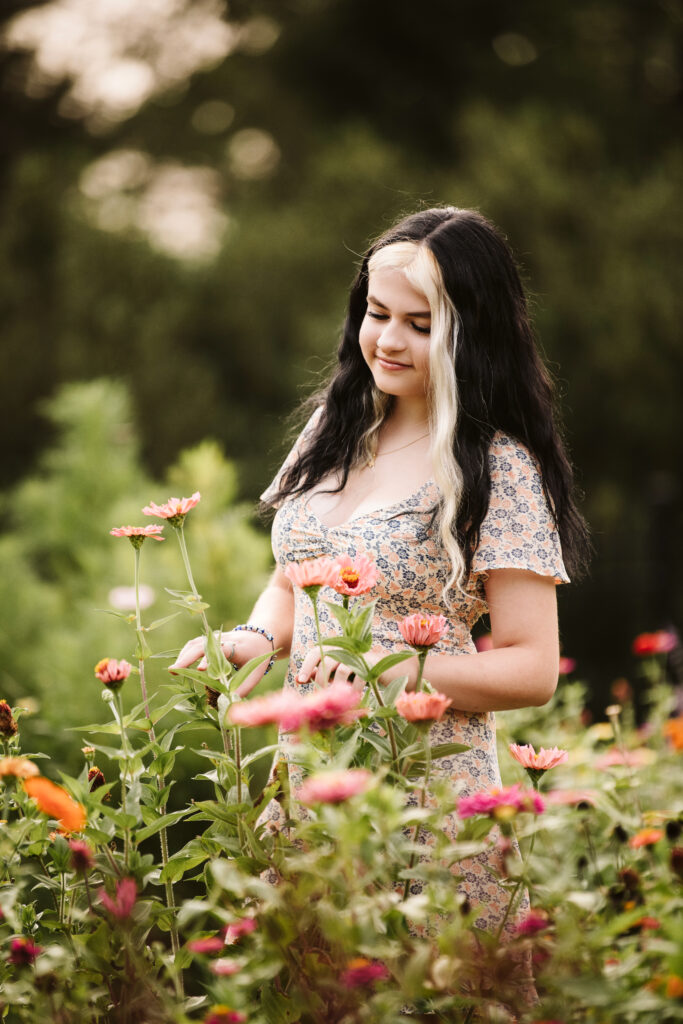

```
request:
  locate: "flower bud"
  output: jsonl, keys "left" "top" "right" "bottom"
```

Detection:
{"left": 671, "top": 846, "right": 683, "bottom": 880}
{"left": 0, "top": 700, "right": 18, "bottom": 739}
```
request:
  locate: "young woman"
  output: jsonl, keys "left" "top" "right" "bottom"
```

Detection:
{"left": 172, "top": 206, "right": 589, "bottom": 935}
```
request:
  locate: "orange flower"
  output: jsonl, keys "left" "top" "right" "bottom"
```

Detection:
{"left": 0, "top": 756, "right": 40, "bottom": 780}
{"left": 23, "top": 777, "right": 86, "bottom": 833}
{"left": 666, "top": 975, "right": 683, "bottom": 999}
{"left": 330, "top": 553, "right": 380, "bottom": 597}
{"left": 94, "top": 658, "right": 132, "bottom": 690}
{"left": 142, "top": 492, "right": 201, "bottom": 526}
{"left": 629, "top": 827, "right": 664, "bottom": 849}
{"left": 663, "top": 717, "right": 683, "bottom": 752}
{"left": 110, "top": 524, "right": 165, "bottom": 547}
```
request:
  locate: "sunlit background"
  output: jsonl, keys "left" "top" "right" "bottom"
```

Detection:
{"left": 1, "top": 0, "right": 681, "bottom": 749}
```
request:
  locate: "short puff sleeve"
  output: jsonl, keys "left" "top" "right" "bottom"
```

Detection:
{"left": 469, "top": 432, "right": 569, "bottom": 585}
{"left": 260, "top": 407, "right": 323, "bottom": 508}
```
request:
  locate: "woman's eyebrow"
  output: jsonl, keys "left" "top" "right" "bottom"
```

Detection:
{"left": 367, "top": 294, "right": 431, "bottom": 317}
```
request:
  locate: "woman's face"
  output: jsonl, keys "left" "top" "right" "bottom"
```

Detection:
{"left": 359, "top": 267, "right": 432, "bottom": 405}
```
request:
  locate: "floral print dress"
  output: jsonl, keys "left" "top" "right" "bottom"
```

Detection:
{"left": 259, "top": 415, "right": 568, "bottom": 934}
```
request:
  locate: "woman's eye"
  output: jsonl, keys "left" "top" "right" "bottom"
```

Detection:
{"left": 367, "top": 311, "right": 388, "bottom": 321}
{"left": 411, "top": 323, "right": 431, "bottom": 335}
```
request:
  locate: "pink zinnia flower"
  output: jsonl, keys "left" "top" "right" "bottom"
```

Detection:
{"left": 203, "top": 1008, "right": 247, "bottom": 1024}
{"left": 299, "top": 681, "right": 367, "bottom": 731}
{"left": 188, "top": 936, "right": 225, "bottom": 954}
{"left": 8, "top": 937, "right": 42, "bottom": 965}
{"left": 515, "top": 910, "right": 550, "bottom": 936}
{"left": 142, "top": 492, "right": 201, "bottom": 525}
{"left": 94, "top": 657, "right": 132, "bottom": 690}
{"left": 68, "top": 839, "right": 94, "bottom": 873}
{"left": 299, "top": 769, "right": 372, "bottom": 805}
{"left": 340, "top": 958, "right": 390, "bottom": 988}
{"left": 595, "top": 747, "right": 655, "bottom": 770}
{"left": 398, "top": 613, "right": 450, "bottom": 649}
{"left": 284, "top": 557, "right": 340, "bottom": 594}
{"left": 395, "top": 691, "right": 452, "bottom": 723}
{"left": 458, "top": 783, "right": 545, "bottom": 820}
{"left": 632, "top": 630, "right": 677, "bottom": 656}
{"left": 223, "top": 918, "right": 257, "bottom": 944}
{"left": 100, "top": 877, "right": 137, "bottom": 919}
{"left": 330, "top": 553, "right": 380, "bottom": 597}
{"left": 509, "top": 744, "right": 568, "bottom": 771}
{"left": 109, "top": 524, "right": 165, "bottom": 548}
{"left": 211, "top": 958, "right": 241, "bottom": 976}
{"left": 546, "top": 788, "right": 597, "bottom": 807}
{"left": 227, "top": 690, "right": 305, "bottom": 730}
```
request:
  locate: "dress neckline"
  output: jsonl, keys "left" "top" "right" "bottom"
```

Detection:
{"left": 302, "top": 478, "right": 439, "bottom": 530}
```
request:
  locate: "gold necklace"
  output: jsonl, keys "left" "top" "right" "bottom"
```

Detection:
{"left": 366, "top": 430, "right": 430, "bottom": 468}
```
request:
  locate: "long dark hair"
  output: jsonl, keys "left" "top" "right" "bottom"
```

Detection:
{"left": 267, "top": 207, "right": 590, "bottom": 582}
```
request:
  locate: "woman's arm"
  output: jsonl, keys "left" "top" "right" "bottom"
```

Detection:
{"left": 297, "top": 568, "right": 560, "bottom": 712}
{"left": 171, "top": 564, "right": 295, "bottom": 698}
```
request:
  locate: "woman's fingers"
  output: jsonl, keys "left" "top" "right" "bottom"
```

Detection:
{"left": 169, "top": 636, "right": 205, "bottom": 672}
{"left": 297, "top": 648, "right": 321, "bottom": 683}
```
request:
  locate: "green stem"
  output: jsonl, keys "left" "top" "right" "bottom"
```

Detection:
{"left": 369, "top": 677, "right": 399, "bottom": 770}
{"left": 311, "top": 594, "right": 327, "bottom": 688}
{"left": 414, "top": 650, "right": 427, "bottom": 692}
{"left": 115, "top": 691, "right": 131, "bottom": 869}
{"left": 402, "top": 726, "right": 432, "bottom": 901}
{"left": 175, "top": 524, "right": 211, "bottom": 635}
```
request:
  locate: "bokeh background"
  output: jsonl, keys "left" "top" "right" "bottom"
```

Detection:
{"left": 1, "top": 0, "right": 681, "bottom": 759}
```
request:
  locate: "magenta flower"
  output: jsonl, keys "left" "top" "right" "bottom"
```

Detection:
{"left": 203, "top": 1008, "right": 247, "bottom": 1024}
{"left": 8, "top": 937, "right": 42, "bottom": 966}
{"left": 99, "top": 877, "right": 137, "bottom": 919}
{"left": 632, "top": 630, "right": 676, "bottom": 656}
{"left": 299, "top": 769, "right": 373, "bottom": 806}
{"left": 515, "top": 910, "right": 550, "bottom": 936}
{"left": 142, "top": 492, "right": 201, "bottom": 526}
{"left": 330, "top": 553, "right": 380, "bottom": 597}
{"left": 457, "top": 783, "right": 545, "bottom": 820}
{"left": 395, "top": 691, "right": 452, "bottom": 723}
{"left": 110, "top": 524, "right": 165, "bottom": 548}
{"left": 68, "top": 839, "right": 94, "bottom": 873}
{"left": 339, "top": 958, "right": 390, "bottom": 988}
{"left": 94, "top": 657, "right": 132, "bottom": 690}
{"left": 284, "top": 557, "right": 340, "bottom": 594}
{"left": 509, "top": 744, "right": 568, "bottom": 771}
{"left": 558, "top": 656, "right": 576, "bottom": 674}
{"left": 398, "top": 613, "right": 449, "bottom": 649}
{"left": 188, "top": 936, "right": 225, "bottom": 954}
{"left": 223, "top": 918, "right": 257, "bottom": 944}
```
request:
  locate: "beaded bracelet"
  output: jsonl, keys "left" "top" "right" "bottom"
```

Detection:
{"left": 233, "top": 623, "right": 278, "bottom": 676}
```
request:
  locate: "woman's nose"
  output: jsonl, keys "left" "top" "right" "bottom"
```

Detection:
{"left": 376, "top": 319, "right": 406, "bottom": 352}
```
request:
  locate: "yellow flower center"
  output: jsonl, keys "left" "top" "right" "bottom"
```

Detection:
{"left": 340, "top": 568, "right": 360, "bottom": 588}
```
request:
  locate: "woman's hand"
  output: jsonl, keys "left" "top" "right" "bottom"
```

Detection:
{"left": 296, "top": 647, "right": 416, "bottom": 691}
{"left": 170, "top": 629, "right": 274, "bottom": 698}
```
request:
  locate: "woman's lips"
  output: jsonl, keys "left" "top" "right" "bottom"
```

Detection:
{"left": 376, "top": 356, "right": 410, "bottom": 370}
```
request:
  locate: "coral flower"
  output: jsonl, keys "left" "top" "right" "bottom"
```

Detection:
{"left": 340, "top": 957, "right": 390, "bottom": 988}
{"left": 666, "top": 975, "right": 683, "bottom": 999}
{"left": 223, "top": 918, "right": 257, "bottom": 944}
{"left": 546, "top": 788, "right": 597, "bottom": 808}
{"left": 94, "top": 658, "right": 132, "bottom": 690}
{"left": 188, "top": 936, "right": 225, "bottom": 954}
{"left": 331, "top": 553, "right": 380, "bottom": 597}
{"left": 632, "top": 630, "right": 677, "bottom": 656}
{"left": 629, "top": 828, "right": 664, "bottom": 849}
{"left": 23, "top": 777, "right": 86, "bottom": 833}
{"left": 395, "top": 691, "right": 452, "bottom": 723}
{"left": 663, "top": 717, "right": 683, "bottom": 752}
{"left": 399, "top": 613, "right": 450, "bottom": 649}
{"left": 0, "top": 699, "right": 18, "bottom": 739}
{"left": 458, "top": 783, "right": 545, "bottom": 820}
{"left": 100, "top": 877, "right": 137, "bottom": 919}
{"left": 142, "top": 492, "right": 201, "bottom": 526}
{"left": 203, "top": 1007, "right": 247, "bottom": 1024}
{"left": 109, "top": 524, "right": 165, "bottom": 548}
{"left": 299, "top": 769, "right": 372, "bottom": 806}
{"left": 0, "top": 756, "right": 40, "bottom": 780}
{"left": 284, "top": 557, "right": 340, "bottom": 595}
{"left": 8, "top": 937, "right": 43, "bottom": 966}
{"left": 68, "top": 839, "right": 94, "bottom": 873}
{"left": 509, "top": 743, "right": 568, "bottom": 771}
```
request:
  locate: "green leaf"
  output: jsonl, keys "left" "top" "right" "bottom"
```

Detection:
{"left": 145, "top": 611, "right": 182, "bottom": 631}
{"left": 323, "top": 649, "right": 370, "bottom": 676}
{"left": 135, "top": 810, "right": 189, "bottom": 843}
{"left": 369, "top": 651, "right": 414, "bottom": 679}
